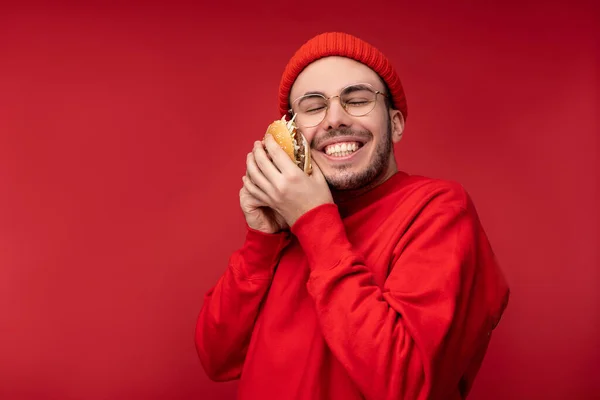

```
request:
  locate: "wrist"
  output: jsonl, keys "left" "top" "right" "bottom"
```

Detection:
{"left": 246, "top": 223, "right": 288, "bottom": 235}
{"left": 285, "top": 200, "right": 335, "bottom": 227}
{"left": 246, "top": 223, "right": 284, "bottom": 235}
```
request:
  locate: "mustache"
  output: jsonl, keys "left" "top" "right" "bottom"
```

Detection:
{"left": 310, "top": 127, "right": 373, "bottom": 149}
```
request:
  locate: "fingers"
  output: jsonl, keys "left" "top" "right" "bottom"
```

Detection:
{"left": 242, "top": 175, "right": 271, "bottom": 206}
{"left": 247, "top": 147, "right": 274, "bottom": 194}
{"left": 253, "top": 139, "right": 283, "bottom": 182}
{"left": 261, "top": 140, "right": 274, "bottom": 162}
{"left": 263, "top": 134, "right": 297, "bottom": 175}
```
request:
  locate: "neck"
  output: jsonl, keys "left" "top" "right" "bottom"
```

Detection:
{"left": 332, "top": 163, "right": 398, "bottom": 204}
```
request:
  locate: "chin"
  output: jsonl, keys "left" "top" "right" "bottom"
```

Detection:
{"left": 323, "top": 155, "right": 392, "bottom": 192}
{"left": 324, "top": 168, "right": 380, "bottom": 191}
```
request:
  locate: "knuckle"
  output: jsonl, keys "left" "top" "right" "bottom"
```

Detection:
{"left": 276, "top": 183, "right": 289, "bottom": 197}
{"left": 288, "top": 173, "right": 301, "bottom": 184}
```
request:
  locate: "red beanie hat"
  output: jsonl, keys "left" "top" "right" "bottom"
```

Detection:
{"left": 278, "top": 32, "right": 407, "bottom": 121}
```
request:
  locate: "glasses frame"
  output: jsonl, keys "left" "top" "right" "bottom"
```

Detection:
{"left": 288, "top": 82, "right": 388, "bottom": 128}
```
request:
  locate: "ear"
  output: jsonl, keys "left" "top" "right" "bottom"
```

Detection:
{"left": 389, "top": 109, "right": 405, "bottom": 143}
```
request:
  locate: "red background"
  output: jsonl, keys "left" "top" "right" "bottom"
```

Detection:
{"left": 1, "top": 1, "right": 598, "bottom": 399}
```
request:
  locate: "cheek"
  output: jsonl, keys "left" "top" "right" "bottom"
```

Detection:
{"left": 300, "top": 128, "right": 318, "bottom": 145}
{"left": 370, "top": 107, "right": 390, "bottom": 132}
{"left": 368, "top": 120, "right": 390, "bottom": 143}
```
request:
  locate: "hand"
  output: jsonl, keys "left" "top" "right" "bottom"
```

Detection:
{"left": 244, "top": 134, "right": 333, "bottom": 227}
{"left": 240, "top": 181, "right": 289, "bottom": 234}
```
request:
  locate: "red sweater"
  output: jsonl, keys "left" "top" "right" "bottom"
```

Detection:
{"left": 196, "top": 172, "right": 510, "bottom": 400}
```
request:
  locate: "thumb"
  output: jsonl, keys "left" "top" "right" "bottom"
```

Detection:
{"left": 310, "top": 158, "right": 326, "bottom": 182}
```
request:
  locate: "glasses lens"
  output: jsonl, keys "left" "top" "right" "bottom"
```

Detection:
{"left": 341, "top": 84, "right": 377, "bottom": 117}
{"left": 294, "top": 94, "right": 327, "bottom": 127}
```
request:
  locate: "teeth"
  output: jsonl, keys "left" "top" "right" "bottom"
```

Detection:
{"left": 324, "top": 142, "right": 360, "bottom": 157}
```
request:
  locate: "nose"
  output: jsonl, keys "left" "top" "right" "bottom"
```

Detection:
{"left": 321, "top": 96, "right": 352, "bottom": 130}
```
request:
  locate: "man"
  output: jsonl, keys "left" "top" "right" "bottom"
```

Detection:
{"left": 195, "top": 32, "right": 510, "bottom": 400}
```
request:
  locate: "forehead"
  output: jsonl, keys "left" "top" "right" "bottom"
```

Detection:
{"left": 290, "top": 56, "right": 384, "bottom": 100}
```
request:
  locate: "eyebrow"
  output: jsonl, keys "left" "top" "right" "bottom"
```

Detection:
{"left": 302, "top": 90, "right": 326, "bottom": 97}
{"left": 301, "top": 83, "right": 381, "bottom": 97}
{"left": 343, "top": 84, "right": 375, "bottom": 93}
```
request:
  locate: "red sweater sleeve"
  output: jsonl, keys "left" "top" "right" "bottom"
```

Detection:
{"left": 195, "top": 227, "right": 291, "bottom": 381}
{"left": 291, "top": 190, "right": 509, "bottom": 399}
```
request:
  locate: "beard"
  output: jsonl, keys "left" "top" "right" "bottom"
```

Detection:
{"left": 320, "top": 119, "right": 393, "bottom": 191}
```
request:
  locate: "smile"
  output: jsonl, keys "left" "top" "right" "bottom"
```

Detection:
{"left": 323, "top": 141, "right": 363, "bottom": 158}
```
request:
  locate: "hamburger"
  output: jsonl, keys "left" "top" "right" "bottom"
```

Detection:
{"left": 265, "top": 114, "right": 312, "bottom": 175}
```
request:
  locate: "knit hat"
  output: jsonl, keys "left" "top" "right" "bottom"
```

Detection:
{"left": 278, "top": 32, "right": 407, "bottom": 121}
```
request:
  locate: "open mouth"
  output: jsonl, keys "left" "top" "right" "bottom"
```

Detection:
{"left": 322, "top": 141, "right": 364, "bottom": 158}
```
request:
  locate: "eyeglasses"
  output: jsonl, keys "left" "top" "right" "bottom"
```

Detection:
{"left": 289, "top": 83, "right": 388, "bottom": 128}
